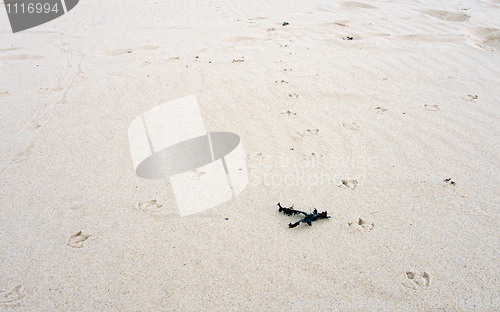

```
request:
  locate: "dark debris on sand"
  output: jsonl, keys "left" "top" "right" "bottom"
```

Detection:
{"left": 278, "top": 202, "right": 330, "bottom": 228}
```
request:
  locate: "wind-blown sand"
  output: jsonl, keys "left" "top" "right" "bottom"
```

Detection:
{"left": 0, "top": 0, "right": 499, "bottom": 310}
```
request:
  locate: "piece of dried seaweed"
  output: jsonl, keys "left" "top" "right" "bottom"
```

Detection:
{"left": 277, "top": 202, "right": 330, "bottom": 228}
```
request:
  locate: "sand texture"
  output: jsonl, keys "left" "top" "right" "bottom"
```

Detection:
{"left": 0, "top": 0, "right": 499, "bottom": 310}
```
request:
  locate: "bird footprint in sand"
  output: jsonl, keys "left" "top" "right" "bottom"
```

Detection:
{"left": 424, "top": 104, "right": 439, "bottom": 111}
{"left": 402, "top": 271, "right": 431, "bottom": 289}
{"left": 66, "top": 231, "right": 91, "bottom": 248}
{"left": 462, "top": 94, "right": 478, "bottom": 101}
{"left": 339, "top": 179, "right": 358, "bottom": 190}
{"left": 135, "top": 199, "right": 164, "bottom": 214}
{"left": 247, "top": 152, "right": 266, "bottom": 162}
{"left": 341, "top": 122, "right": 360, "bottom": 130}
{"left": 373, "top": 106, "right": 388, "bottom": 113}
{"left": 291, "top": 129, "right": 319, "bottom": 141}
{"left": 186, "top": 169, "right": 206, "bottom": 181}
{"left": 0, "top": 285, "right": 26, "bottom": 305}
{"left": 348, "top": 217, "right": 374, "bottom": 232}
{"left": 281, "top": 110, "right": 297, "bottom": 116}
{"left": 302, "top": 152, "right": 324, "bottom": 159}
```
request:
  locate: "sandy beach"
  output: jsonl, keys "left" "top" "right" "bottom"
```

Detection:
{"left": 1, "top": 0, "right": 499, "bottom": 310}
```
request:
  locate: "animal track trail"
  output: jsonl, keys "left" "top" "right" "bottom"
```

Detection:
{"left": 135, "top": 199, "right": 164, "bottom": 214}
{"left": 66, "top": 231, "right": 91, "bottom": 248}
{"left": 0, "top": 285, "right": 27, "bottom": 305}
{"left": 348, "top": 218, "right": 374, "bottom": 232}
{"left": 402, "top": 271, "right": 431, "bottom": 289}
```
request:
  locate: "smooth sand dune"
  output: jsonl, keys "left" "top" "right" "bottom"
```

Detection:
{"left": 0, "top": 0, "right": 499, "bottom": 310}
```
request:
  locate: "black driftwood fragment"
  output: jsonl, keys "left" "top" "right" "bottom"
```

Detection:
{"left": 277, "top": 202, "right": 330, "bottom": 228}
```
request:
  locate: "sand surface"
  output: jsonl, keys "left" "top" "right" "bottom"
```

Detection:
{"left": 0, "top": 0, "right": 499, "bottom": 310}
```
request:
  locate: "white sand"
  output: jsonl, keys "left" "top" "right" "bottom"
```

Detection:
{"left": 1, "top": 0, "right": 499, "bottom": 310}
